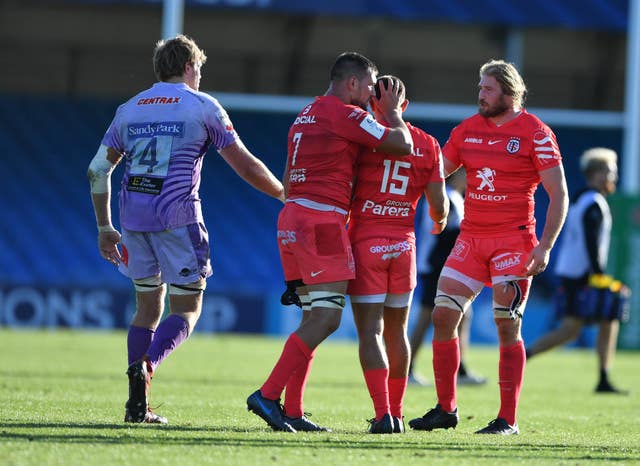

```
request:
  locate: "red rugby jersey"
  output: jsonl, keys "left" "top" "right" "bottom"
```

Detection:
{"left": 443, "top": 110, "right": 562, "bottom": 237}
{"left": 349, "top": 123, "right": 444, "bottom": 241}
{"left": 285, "top": 95, "right": 390, "bottom": 212}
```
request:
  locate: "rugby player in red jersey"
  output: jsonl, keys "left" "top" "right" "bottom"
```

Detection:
{"left": 409, "top": 59, "right": 569, "bottom": 435}
{"left": 348, "top": 76, "right": 449, "bottom": 434}
{"left": 247, "top": 52, "right": 414, "bottom": 432}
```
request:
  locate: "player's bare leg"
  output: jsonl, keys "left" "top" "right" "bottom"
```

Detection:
{"left": 457, "top": 308, "right": 487, "bottom": 385}
{"left": 126, "top": 284, "right": 170, "bottom": 424}
{"left": 595, "top": 319, "right": 626, "bottom": 393}
{"left": 127, "top": 282, "right": 203, "bottom": 425}
{"left": 526, "top": 316, "right": 583, "bottom": 357}
{"left": 475, "top": 277, "right": 529, "bottom": 435}
{"left": 408, "top": 304, "right": 433, "bottom": 385}
{"left": 383, "top": 305, "right": 410, "bottom": 432}
{"left": 352, "top": 302, "right": 393, "bottom": 433}
{"left": 248, "top": 281, "right": 347, "bottom": 432}
{"left": 282, "top": 291, "right": 331, "bottom": 431}
{"left": 410, "top": 276, "right": 473, "bottom": 431}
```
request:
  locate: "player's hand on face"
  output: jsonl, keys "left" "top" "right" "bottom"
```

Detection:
{"left": 524, "top": 244, "right": 549, "bottom": 276}
{"left": 98, "top": 230, "right": 123, "bottom": 266}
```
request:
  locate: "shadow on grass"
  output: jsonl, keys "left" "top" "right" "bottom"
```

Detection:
{"left": 1, "top": 421, "right": 248, "bottom": 434}
{"left": 0, "top": 421, "right": 634, "bottom": 462}
{"left": 0, "top": 369, "right": 364, "bottom": 390}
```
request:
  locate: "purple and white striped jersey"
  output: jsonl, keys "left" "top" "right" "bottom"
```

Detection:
{"left": 101, "top": 82, "right": 238, "bottom": 231}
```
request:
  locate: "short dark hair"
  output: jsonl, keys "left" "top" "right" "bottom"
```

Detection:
{"left": 330, "top": 52, "right": 378, "bottom": 82}
{"left": 153, "top": 34, "right": 207, "bottom": 82}
{"left": 375, "top": 75, "right": 406, "bottom": 100}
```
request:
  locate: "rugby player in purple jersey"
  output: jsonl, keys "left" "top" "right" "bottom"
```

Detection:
{"left": 87, "top": 35, "right": 284, "bottom": 424}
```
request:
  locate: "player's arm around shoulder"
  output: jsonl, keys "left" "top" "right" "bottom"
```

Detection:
{"left": 218, "top": 139, "right": 285, "bottom": 202}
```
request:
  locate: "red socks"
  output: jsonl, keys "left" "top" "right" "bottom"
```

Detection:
{"left": 260, "top": 333, "right": 313, "bottom": 401}
{"left": 388, "top": 377, "right": 408, "bottom": 419}
{"left": 283, "top": 349, "right": 316, "bottom": 418}
{"left": 498, "top": 340, "right": 526, "bottom": 426}
{"left": 363, "top": 368, "right": 390, "bottom": 420}
{"left": 432, "top": 338, "right": 460, "bottom": 413}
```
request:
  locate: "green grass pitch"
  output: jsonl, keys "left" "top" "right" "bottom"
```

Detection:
{"left": 1, "top": 329, "right": 639, "bottom": 465}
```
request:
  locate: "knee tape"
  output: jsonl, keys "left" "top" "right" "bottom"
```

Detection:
{"left": 493, "top": 279, "right": 528, "bottom": 320}
{"left": 309, "top": 290, "right": 346, "bottom": 311}
{"left": 133, "top": 275, "right": 164, "bottom": 292}
{"left": 384, "top": 291, "right": 413, "bottom": 308}
{"left": 434, "top": 293, "right": 472, "bottom": 313}
{"left": 169, "top": 278, "right": 207, "bottom": 295}
{"left": 300, "top": 294, "right": 312, "bottom": 312}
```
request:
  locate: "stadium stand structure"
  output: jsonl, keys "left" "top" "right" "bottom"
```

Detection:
{"left": 0, "top": 94, "right": 623, "bottom": 295}
{"left": 0, "top": 94, "right": 291, "bottom": 293}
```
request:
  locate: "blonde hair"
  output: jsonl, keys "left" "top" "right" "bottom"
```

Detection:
{"left": 153, "top": 35, "right": 207, "bottom": 82}
{"left": 580, "top": 147, "right": 618, "bottom": 174}
{"left": 479, "top": 59, "right": 527, "bottom": 107}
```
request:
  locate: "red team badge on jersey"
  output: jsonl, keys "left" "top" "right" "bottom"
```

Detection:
{"left": 506, "top": 137, "right": 520, "bottom": 154}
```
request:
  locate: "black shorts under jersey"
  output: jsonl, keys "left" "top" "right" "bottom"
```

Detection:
{"left": 555, "top": 275, "right": 628, "bottom": 324}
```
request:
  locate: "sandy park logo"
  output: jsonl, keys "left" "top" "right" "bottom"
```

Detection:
{"left": 128, "top": 121, "right": 185, "bottom": 139}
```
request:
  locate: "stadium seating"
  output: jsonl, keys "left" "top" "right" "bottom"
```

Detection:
{"left": 0, "top": 94, "right": 290, "bottom": 292}
{"left": 0, "top": 94, "right": 623, "bottom": 296}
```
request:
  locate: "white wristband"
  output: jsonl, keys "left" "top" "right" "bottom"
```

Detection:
{"left": 98, "top": 224, "right": 116, "bottom": 233}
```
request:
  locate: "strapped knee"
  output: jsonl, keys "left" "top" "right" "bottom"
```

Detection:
{"left": 309, "top": 290, "right": 346, "bottom": 311}
{"left": 169, "top": 278, "right": 207, "bottom": 295}
{"left": 493, "top": 278, "right": 529, "bottom": 320}
{"left": 300, "top": 294, "right": 311, "bottom": 312}
{"left": 384, "top": 291, "right": 413, "bottom": 308}
{"left": 434, "top": 292, "right": 473, "bottom": 313}
{"left": 133, "top": 275, "right": 164, "bottom": 292}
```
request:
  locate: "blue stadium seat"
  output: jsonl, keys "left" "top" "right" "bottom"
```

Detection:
{"left": 0, "top": 95, "right": 287, "bottom": 293}
{"left": 0, "top": 94, "right": 622, "bottom": 296}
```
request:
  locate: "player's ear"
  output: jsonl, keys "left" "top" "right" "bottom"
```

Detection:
{"left": 183, "top": 61, "right": 194, "bottom": 76}
{"left": 347, "top": 75, "right": 358, "bottom": 92}
{"left": 401, "top": 99, "right": 409, "bottom": 112}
